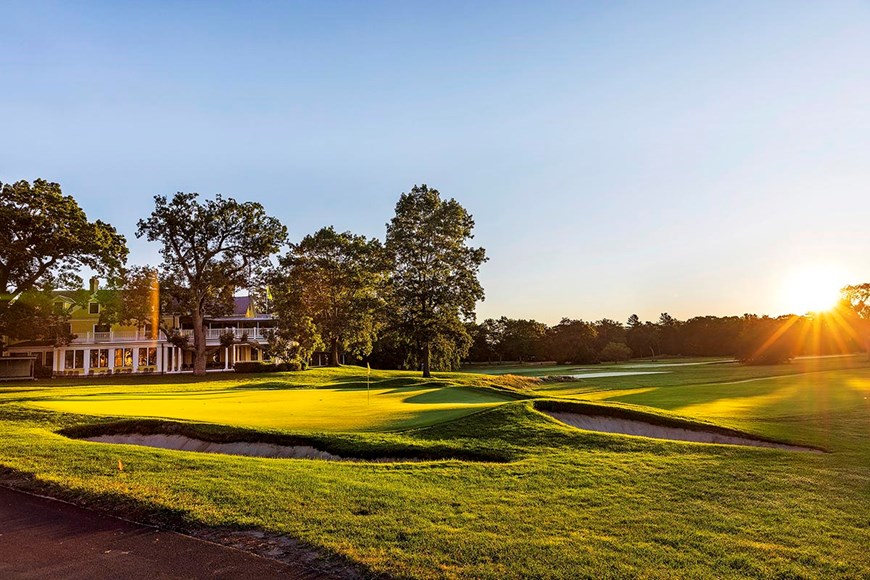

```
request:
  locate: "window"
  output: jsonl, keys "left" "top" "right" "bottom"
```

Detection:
{"left": 94, "top": 324, "right": 110, "bottom": 333}
{"left": 64, "top": 350, "right": 84, "bottom": 369}
{"left": 139, "top": 347, "right": 157, "bottom": 367}
{"left": 89, "top": 302, "right": 100, "bottom": 315}
{"left": 115, "top": 348, "right": 133, "bottom": 368}
{"left": 251, "top": 348, "right": 259, "bottom": 361}
{"left": 90, "top": 349, "right": 109, "bottom": 368}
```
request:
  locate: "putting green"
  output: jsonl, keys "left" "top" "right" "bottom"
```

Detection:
{"left": 27, "top": 384, "right": 514, "bottom": 432}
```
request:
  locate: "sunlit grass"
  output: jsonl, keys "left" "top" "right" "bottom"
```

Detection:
{"left": 0, "top": 361, "right": 868, "bottom": 578}
{"left": 27, "top": 384, "right": 514, "bottom": 432}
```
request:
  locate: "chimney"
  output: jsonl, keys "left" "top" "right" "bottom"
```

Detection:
{"left": 89, "top": 277, "right": 99, "bottom": 293}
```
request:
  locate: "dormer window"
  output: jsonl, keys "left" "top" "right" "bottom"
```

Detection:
{"left": 89, "top": 302, "right": 100, "bottom": 314}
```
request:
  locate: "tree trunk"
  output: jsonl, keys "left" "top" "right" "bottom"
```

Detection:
{"left": 192, "top": 310, "right": 207, "bottom": 375}
{"left": 422, "top": 343, "right": 431, "bottom": 378}
{"left": 329, "top": 337, "right": 341, "bottom": 367}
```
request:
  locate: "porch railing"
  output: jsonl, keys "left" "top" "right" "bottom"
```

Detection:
{"left": 70, "top": 327, "right": 274, "bottom": 344}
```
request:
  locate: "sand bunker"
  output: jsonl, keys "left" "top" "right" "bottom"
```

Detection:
{"left": 543, "top": 411, "right": 821, "bottom": 452}
{"left": 84, "top": 433, "right": 424, "bottom": 462}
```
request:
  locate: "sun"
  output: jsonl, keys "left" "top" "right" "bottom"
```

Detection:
{"left": 781, "top": 267, "right": 845, "bottom": 314}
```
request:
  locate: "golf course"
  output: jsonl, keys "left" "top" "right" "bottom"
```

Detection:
{"left": 1, "top": 356, "right": 868, "bottom": 578}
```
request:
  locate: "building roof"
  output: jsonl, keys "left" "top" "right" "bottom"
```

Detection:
{"left": 5, "top": 340, "right": 54, "bottom": 348}
{"left": 233, "top": 296, "right": 253, "bottom": 316}
{"left": 206, "top": 296, "right": 272, "bottom": 321}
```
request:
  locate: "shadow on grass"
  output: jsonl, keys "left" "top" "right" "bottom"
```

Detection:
{"left": 0, "top": 465, "right": 380, "bottom": 579}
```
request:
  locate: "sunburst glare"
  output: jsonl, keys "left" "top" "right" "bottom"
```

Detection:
{"left": 781, "top": 266, "right": 848, "bottom": 314}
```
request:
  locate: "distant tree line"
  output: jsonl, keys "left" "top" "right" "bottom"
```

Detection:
{"left": 462, "top": 306, "right": 869, "bottom": 366}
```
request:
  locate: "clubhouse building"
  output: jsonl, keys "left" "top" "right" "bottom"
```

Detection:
{"left": 2, "top": 279, "right": 276, "bottom": 377}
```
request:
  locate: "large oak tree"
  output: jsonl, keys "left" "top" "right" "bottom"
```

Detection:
{"left": 137, "top": 192, "right": 287, "bottom": 374}
{"left": 385, "top": 184, "right": 486, "bottom": 377}
{"left": 0, "top": 179, "right": 127, "bottom": 346}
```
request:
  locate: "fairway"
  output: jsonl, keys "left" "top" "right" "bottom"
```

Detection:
{"left": 1, "top": 361, "right": 868, "bottom": 579}
{"left": 28, "top": 383, "right": 514, "bottom": 432}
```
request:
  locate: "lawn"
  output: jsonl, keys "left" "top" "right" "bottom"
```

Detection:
{"left": 26, "top": 381, "right": 515, "bottom": 432}
{"left": 0, "top": 359, "right": 868, "bottom": 578}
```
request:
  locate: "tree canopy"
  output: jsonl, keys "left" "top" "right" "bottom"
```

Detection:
{"left": 0, "top": 179, "right": 128, "bottom": 345}
{"left": 270, "top": 226, "right": 389, "bottom": 366}
{"left": 136, "top": 192, "right": 287, "bottom": 374}
{"left": 385, "top": 185, "right": 487, "bottom": 377}
{"left": 98, "top": 266, "right": 160, "bottom": 337}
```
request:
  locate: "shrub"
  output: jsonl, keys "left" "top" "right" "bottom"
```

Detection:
{"left": 34, "top": 364, "right": 53, "bottom": 379}
{"left": 599, "top": 342, "right": 632, "bottom": 362}
{"left": 233, "top": 361, "right": 278, "bottom": 373}
{"left": 276, "top": 360, "right": 303, "bottom": 372}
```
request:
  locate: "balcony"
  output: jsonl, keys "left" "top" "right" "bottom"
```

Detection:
{"left": 71, "top": 330, "right": 158, "bottom": 344}
{"left": 69, "top": 327, "right": 274, "bottom": 345}
{"left": 203, "top": 328, "right": 272, "bottom": 341}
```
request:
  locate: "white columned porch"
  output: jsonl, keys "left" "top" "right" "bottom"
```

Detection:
{"left": 54, "top": 349, "right": 62, "bottom": 375}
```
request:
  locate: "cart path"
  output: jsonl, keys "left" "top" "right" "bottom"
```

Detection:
{"left": 0, "top": 485, "right": 332, "bottom": 579}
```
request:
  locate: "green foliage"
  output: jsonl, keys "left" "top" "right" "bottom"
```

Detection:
{"left": 385, "top": 185, "right": 487, "bottom": 376}
{"left": 262, "top": 321, "right": 322, "bottom": 367}
{"left": 545, "top": 318, "right": 598, "bottom": 363}
{"left": 270, "top": 226, "right": 389, "bottom": 366}
{"left": 735, "top": 315, "right": 796, "bottom": 365}
{"left": 0, "top": 179, "right": 127, "bottom": 341}
{"left": 592, "top": 318, "right": 627, "bottom": 352}
{"left": 136, "top": 192, "right": 287, "bottom": 373}
{"left": 839, "top": 283, "right": 870, "bottom": 354}
{"left": 599, "top": 341, "right": 632, "bottom": 362}
{"left": 233, "top": 361, "right": 279, "bottom": 373}
{"left": 98, "top": 266, "right": 159, "bottom": 336}
{"left": 0, "top": 285, "right": 76, "bottom": 346}
{"left": 626, "top": 320, "right": 661, "bottom": 358}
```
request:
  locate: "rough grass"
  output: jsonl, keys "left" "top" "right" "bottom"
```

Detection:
{"left": 0, "top": 362, "right": 868, "bottom": 578}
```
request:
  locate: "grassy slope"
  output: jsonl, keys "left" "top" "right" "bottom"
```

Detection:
{"left": 0, "top": 362, "right": 868, "bottom": 578}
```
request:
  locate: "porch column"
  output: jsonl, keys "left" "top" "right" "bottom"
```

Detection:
{"left": 108, "top": 348, "right": 115, "bottom": 373}
{"left": 54, "top": 349, "right": 62, "bottom": 375}
{"left": 157, "top": 345, "right": 163, "bottom": 374}
{"left": 83, "top": 349, "right": 91, "bottom": 375}
{"left": 133, "top": 347, "right": 139, "bottom": 373}
{"left": 224, "top": 347, "right": 229, "bottom": 371}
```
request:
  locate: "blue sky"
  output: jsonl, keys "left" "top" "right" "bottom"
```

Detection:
{"left": 2, "top": 1, "right": 868, "bottom": 323}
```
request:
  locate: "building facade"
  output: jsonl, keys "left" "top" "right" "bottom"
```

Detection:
{"left": 3, "top": 282, "right": 275, "bottom": 377}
